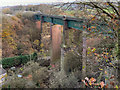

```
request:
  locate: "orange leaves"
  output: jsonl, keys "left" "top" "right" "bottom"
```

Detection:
{"left": 88, "top": 28, "right": 91, "bottom": 31}
{"left": 82, "top": 77, "right": 105, "bottom": 88}
{"left": 24, "top": 74, "right": 32, "bottom": 80}
{"left": 103, "top": 52, "right": 109, "bottom": 55}
{"left": 40, "top": 43, "right": 44, "bottom": 47}
{"left": 110, "top": 75, "right": 115, "bottom": 79}
{"left": 87, "top": 27, "right": 99, "bottom": 33}
{"left": 33, "top": 39, "right": 39, "bottom": 45}
{"left": 103, "top": 2, "right": 109, "bottom": 5}
{"left": 90, "top": 77, "right": 96, "bottom": 83}
{"left": 87, "top": 47, "right": 96, "bottom": 55}
{"left": 2, "top": 31, "right": 10, "bottom": 38}
{"left": 105, "top": 84, "right": 108, "bottom": 88}
{"left": 11, "top": 16, "right": 19, "bottom": 21}
{"left": 89, "top": 77, "right": 96, "bottom": 86}
{"left": 27, "top": 74, "right": 32, "bottom": 78}
{"left": 91, "top": 17, "right": 96, "bottom": 21}
{"left": 110, "top": 81, "right": 115, "bottom": 86}
{"left": 83, "top": 25, "right": 86, "bottom": 29}
{"left": 2, "top": 28, "right": 17, "bottom": 50}
{"left": 104, "top": 56, "right": 108, "bottom": 59}
{"left": 92, "top": 48, "right": 96, "bottom": 52}
{"left": 104, "top": 71, "right": 107, "bottom": 75}
{"left": 100, "top": 81, "right": 105, "bottom": 88}
{"left": 82, "top": 25, "right": 97, "bottom": 32}
{"left": 91, "top": 26, "right": 96, "bottom": 29}
{"left": 94, "top": 53, "right": 99, "bottom": 56}
{"left": 2, "top": 8, "right": 11, "bottom": 14}
{"left": 0, "top": 24, "right": 2, "bottom": 27}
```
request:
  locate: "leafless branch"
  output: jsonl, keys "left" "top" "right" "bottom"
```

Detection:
{"left": 108, "top": 2, "right": 120, "bottom": 17}
{"left": 90, "top": 2, "right": 116, "bottom": 19}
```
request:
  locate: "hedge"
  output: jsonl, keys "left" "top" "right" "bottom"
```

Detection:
{"left": 1, "top": 53, "right": 37, "bottom": 68}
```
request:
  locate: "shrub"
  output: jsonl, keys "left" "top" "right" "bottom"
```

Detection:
{"left": 2, "top": 8, "right": 13, "bottom": 14}
{"left": 1, "top": 53, "right": 37, "bottom": 68}
{"left": 22, "top": 11, "right": 35, "bottom": 20}
{"left": 22, "top": 61, "right": 39, "bottom": 76}
{"left": 3, "top": 61, "right": 48, "bottom": 88}
{"left": 50, "top": 71, "right": 79, "bottom": 88}
{"left": 63, "top": 52, "right": 82, "bottom": 75}
{"left": 2, "top": 76, "right": 36, "bottom": 88}
{"left": 32, "top": 67, "right": 49, "bottom": 84}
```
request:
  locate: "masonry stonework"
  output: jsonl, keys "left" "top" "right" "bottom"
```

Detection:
{"left": 52, "top": 25, "right": 62, "bottom": 62}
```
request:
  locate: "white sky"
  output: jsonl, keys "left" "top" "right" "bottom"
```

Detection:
{"left": 0, "top": 0, "right": 119, "bottom": 7}
{"left": 0, "top": 0, "right": 75, "bottom": 7}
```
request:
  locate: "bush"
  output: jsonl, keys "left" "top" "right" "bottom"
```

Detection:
{"left": 64, "top": 52, "right": 82, "bottom": 75}
{"left": 32, "top": 67, "right": 49, "bottom": 85}
{"left": 22, "top": 61, "right": 49, "bottom": 88}
{"left": 22, "top": 11, "right": 35, "bottom": 20}
{"left": 2, "top": 8, "right": 13, "bottom": 14}
{"left": 1, "top": 53, "right": 37, "bottom": 68}
{"left": 3, "top": 61, "right": 49, "bottom": 88}
{"left": 22, "top": 61, "right": 40, "bottom": 76}
{"left": 2, "top": 56, "right": 21, "bottom": 68}
{"left": 2, "top": 76, "right": 36, "bottom": 88}
{"left": 50, "top": 71, "right": 79, "bottom": 88}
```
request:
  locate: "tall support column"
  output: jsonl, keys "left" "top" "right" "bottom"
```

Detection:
{"left": 40, "top": 15, "right": 43, "bottom": 33}
{"left": 51, "top": 25, "right": 62, "bottom": 63}
{"left": 61, "top": 16, "right": 68, "bottom": 72}
{"left": 50, "top": 23, "right": 53, "bottom": 42}
{"left": 35, "top": 20, "right": 42, "bottom": 52}
{"left": 39, "top": 15, "right": 43, "bottom": 52}
{"left": 82, "top": 31, "right": 87, "bottom": 88}
{"left": 35, "top": 15, "right": 43, "bottom": 52}
{"left": 50, "top": 23, "right": 53, "bottom": 61}
{"left": 61, "top": 27, "right": 65, "bottom": 72}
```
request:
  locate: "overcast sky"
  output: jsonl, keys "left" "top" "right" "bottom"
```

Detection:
{"left": 1, "top": 0, "right": 119, "bottom": 7}
{"left": 0, "top": 0, "right": 75, "bottom": 7}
